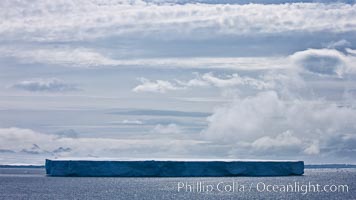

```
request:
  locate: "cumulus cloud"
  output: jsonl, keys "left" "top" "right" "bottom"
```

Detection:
{"left": 0, "top": 1, "right": 355, "bottom": 41}
{"left": 250, "top": 131, "right": 303, "bottom": 153}
{"left": 290, "top": 48, "right": 356, "bottom": 77}
{"left": 202, "top": 90, "right": 356, "bottom": 157}
{"left": 133, "top": 78, "right": 183, "bottom": 93}
{"left": 128, "top": 47, "right": 356, "bottom": 159}
{"left": 11, "top": 78, "right": 80, "bottom": 92}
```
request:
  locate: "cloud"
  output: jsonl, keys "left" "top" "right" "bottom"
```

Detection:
{"left": 3, "top": 46, "right": 356, "bottom": 75}
{"left": 250, "top": 131, "right": 303, "bottom": 152}
{"left": 1, "top": 47, "right": 118, "bottom": 68}
{"left": 0, "top": 149, "right": 15, "bottom": 153}
{"left": 0, "top": 127, "right": 204, "bottom": 158}
{"left": 202, "top": 90, "right": 356, "bottom": 157}
{"left": 54, "top": 129, "right": 79, "bottom": 138}
{"left": 52, "top": 147, "right": 72, "bottom": 154}
{"left": 323, "top": 134, "right": 356, "bottom": 155}
{"left": 346, "top": 48, "right": 356, "bottom": 56}
{"left": 1, "top": 1, "right": 355, "bottom": 42}
{"left": 0, "top": 0, "right": 355, "bottom": 163}
{"left": 290, "top": 48, "right": 356, "bottom": 77}
{"left": 303, "top": 141, "right": 320, "bottom": 155}
{"left": 21, "top": 144, "right": 47, "bottom": 155}
{"left": 182, "top": 72, "right": 275, "bottom": 89}
{"left": 133, "top": 72, "right": 275, "bottom": 93}
{"left": 325, "top": 39, "right": 351, "bottom": 49}
{"left": 133, "top": 78, "right": 183, "bottom": 93}
{"left": 151, "top": 123, "right": 182, "bottom": 134}
{"left": 0, "top": 127, "right": 59, "bottom": 153}
{"left": 129, "top": 47, "right": 356, "bottom": 98}
{"left": 0, "top": 46, "right": 289, "bottom": 69}
{"left": 11, "top": 78, "right": 80, "bottom": 92}
{"left": 120, "top": 120, "right": 144, "bottom": 125}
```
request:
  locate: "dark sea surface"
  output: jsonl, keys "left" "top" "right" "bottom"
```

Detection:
{"left": 0, "top": 168, "right": 355, "bottom": 200}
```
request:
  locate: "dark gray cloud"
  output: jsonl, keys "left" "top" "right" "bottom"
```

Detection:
{"left": 12, "top": 78, "right": 80, "bottom": 92}
{"left": 52, "top": 147, "right": 72, "bottom": 154}
{"left": 54, "top": 129, "right": 79, "bottom": 138}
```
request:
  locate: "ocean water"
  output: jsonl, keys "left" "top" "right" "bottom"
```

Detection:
{"left": 0, "top": 168, "right": 355, "bottom": 199}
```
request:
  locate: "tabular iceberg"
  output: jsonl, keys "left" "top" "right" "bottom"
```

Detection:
{"left": 45, "top": 159, "right": 304, "bottom": 177}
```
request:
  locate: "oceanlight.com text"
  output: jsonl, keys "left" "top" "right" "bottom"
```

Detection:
{"left": 177, "top": 181, "right": 349, "bottom": 195}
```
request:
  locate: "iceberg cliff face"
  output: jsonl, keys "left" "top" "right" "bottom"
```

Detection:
{"left": 45, "top": 159, "right": 304, "bottom": 177}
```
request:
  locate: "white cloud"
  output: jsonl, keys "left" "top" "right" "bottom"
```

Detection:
{"left": 290, "top": 48, "right": 356, "bottom": 77}
{"left": 152, "top": 123, "right": 182, "bottom": 134}
{"left": 1, "top": 1, "right": 355, "bottom": 41}
{"left": 1, "top": 47, "right": 118, "bottom": 67}
{"left": 133, "top": 78, "right": 183, "bottom": 93}
{"left": 3, "top": 45, "right": 356, "bottom": 76}
{"left": 325, "top": 39, "right": 351, "bottom": 49}
{"left": 0, "top": 127, "right": 59, "bottom": 153}
{"left": 11, "top": 78, "right": 80, "bottom": 92}
{"left": 0, "top": 127, "right": 202, "bottom": 158}
{"left": 0, "top": 46, "right": 289, "bottom": 69}
{"left": 303, "top": 141, "right": 320, "bottom": 155}
{"left": 186, "top": 73, "right": 274, "bottom": 89}
{"left": 250, "top": 131, "right": 302, "bottom": 152}
{"left": 120, "top": 120, "right": 144, "bottom": 125}
{"left": 346, "top": 48, "right": 356, "bottom": 56}
{"left": 133, "top": 72, "right": 275, "bottom": 93}
{"left": 202, "top": 90, "right": 356, "bottom": 156}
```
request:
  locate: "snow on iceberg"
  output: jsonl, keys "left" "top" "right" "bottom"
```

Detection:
{"left": 45, "top": 159, "right": 304, "bottom": 177}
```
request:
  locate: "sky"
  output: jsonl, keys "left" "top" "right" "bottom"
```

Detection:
{"left": 0, "top": 0, "right": 356, "bottom": 165}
